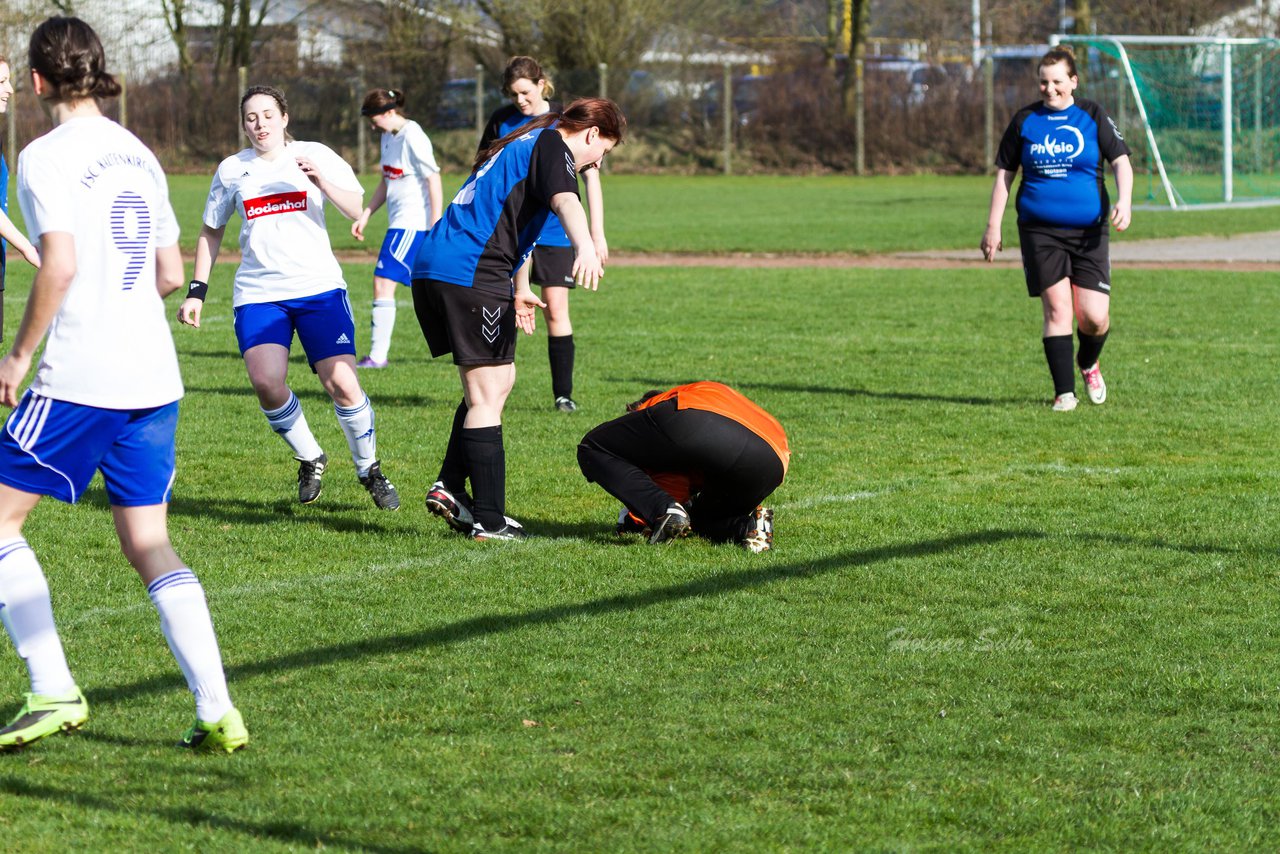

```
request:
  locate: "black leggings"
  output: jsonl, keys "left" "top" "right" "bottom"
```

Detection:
{"left": 577, "top": 400, "right": 783, "bottom": 542}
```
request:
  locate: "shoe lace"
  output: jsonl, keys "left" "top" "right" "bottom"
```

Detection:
{"left": 363, "top": 467, "right": 396, "bottom": 498}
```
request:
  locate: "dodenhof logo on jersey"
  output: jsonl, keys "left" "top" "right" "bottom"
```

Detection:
{"left": 383, "top": 165, "right": 405, "bottom": 180}
{"left": 244, "top": 191, "right": 308, "bottom": 219}
{"left": 1030, "top": 126, "right": 1085, "bottom": 160}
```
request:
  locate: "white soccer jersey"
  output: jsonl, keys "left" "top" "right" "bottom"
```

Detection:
{"left": 204, "top": 140, "right": 362, "bottom": 306}
{"left": 380, "top": 120, "right": 440, "bottom": 230}
{"left": 17, "top": 116, "right": 182, "bottom": 409}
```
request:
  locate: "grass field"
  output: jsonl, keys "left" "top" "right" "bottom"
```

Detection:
{"left": 0, "top": 221, "right": 1278, "bottom": 850}
{"left": 110, "top": 172, "right": 1280, "bottom": 256}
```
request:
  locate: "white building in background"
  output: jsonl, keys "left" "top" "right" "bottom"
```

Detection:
{"left": 1198, "top": 0, "right": 1280, "bottom": 38}
{"left": 0, "top": 0, "right": 360, "bottom": 81}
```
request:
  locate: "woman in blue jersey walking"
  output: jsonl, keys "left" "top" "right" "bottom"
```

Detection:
{"left": 981, "top": 46, "right": 1132, "bottom": 412}
{"left": 480, "top": 56, "right": 608, "bottom": 413}
{"left": 412, "top": 97, "right": 625, "bottom": 540}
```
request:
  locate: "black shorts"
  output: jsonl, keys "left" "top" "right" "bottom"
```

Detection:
{"left": 411, "top": 278, "right": 516, "bottom": 366}
{"left": 1018, "top": 224, "right": 1111, "bottom": 297}
{"left": 529, "top": 245, "right": 575, "bottom": 288}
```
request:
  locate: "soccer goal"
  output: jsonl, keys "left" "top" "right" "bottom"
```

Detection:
{"left": 1050, "top": 34, "right": 1280, "bottom": 209}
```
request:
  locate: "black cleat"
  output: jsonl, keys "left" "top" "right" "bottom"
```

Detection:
{"left": 297, "top": 453, "right": 328, "bottom": 504}
{"left": 359, "top": 460, "right": 400, "bottom": 510}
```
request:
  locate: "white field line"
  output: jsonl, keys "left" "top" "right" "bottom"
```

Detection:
{"left": 780, "top": 491, "right": 882, "bottom": 510}
{"left": 61, "top": 554, "right": 465, "bottom": 629}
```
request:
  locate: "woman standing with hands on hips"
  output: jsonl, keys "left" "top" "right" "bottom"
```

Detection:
{"left": 179, "top": 85, "right": 400, "bottom": 510}
{"left": 350, "top": 88, "right": 443, "bottom": 369}
{"left": 982, "top": 45, "right": 1132, "bottom": 412}
{"left": 414, "top": 98, "right": 625, "bottom": 540}
{"left": 480, "top": 56, "right": 609, "bottom": 413}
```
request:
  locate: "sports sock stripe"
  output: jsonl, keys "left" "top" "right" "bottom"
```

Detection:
{"left": 147, "top": 568, "right": 200, "bottom": 596}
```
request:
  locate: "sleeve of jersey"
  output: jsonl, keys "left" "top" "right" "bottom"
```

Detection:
{"left": 408, "top": 125, "right": 441, "bottom": 174}
{"left": 528, "top": 133, "right": 580, "bottom": 206}
{"left": 202, "top": 168, "right": 234, "bottom": 229}
{"left": 313, "top": 144, "right": 363, "bottom": 194}
{"left": 1088, "top": 101, "right": 1132, "bottom": 162}
{"left": 994, "top": 111, "right": 1027, "bottom": 171}
{"left": 16, "top": 148, "right": 69, "bottom": 239}
{"left": 152, "top": 171, "right": 181, "bottom": 248}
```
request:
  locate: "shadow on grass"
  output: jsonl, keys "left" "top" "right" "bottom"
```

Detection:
{"left": 182, "top": 383, "right": 453, "bottom": 409}
{"left": 0, "top": 775, "right": 416, "bottom": 854}
{"left": 73, "top": 492, "right": 401, "bottom": 535}
{"left": 608, "top": 376, "right": 1027, "bottom": 407}
{"left": 92, "top": 528, "right": 1042, "bottom": 707}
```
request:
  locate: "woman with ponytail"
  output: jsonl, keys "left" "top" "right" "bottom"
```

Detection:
{"left": 0, "top": 16, "right": 245, "bottom": 753}
{"left": 413, "top": 97, "right": 625, "bottom": 540}
{"left": 350, "top": 87, "right": 443, "bottom": 369}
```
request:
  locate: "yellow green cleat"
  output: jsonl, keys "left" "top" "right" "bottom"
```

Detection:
{"left": 0, "top": 688, "right": 89, "bottom": 750}
{"left": 179, "top": 707, "right": 248, "bottom": 754}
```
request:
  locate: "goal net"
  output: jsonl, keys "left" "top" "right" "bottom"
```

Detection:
{"left": 1051, "top": 35, "right": 1280, "bottom": 209}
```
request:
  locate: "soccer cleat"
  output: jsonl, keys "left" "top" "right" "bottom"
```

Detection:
{"left": 0, "top": 688, "right": 89, "bottom": 750}
{"left": 359, "top": 460, "right": 400, "bottom": 510}
{"left": 1051, "top": 392, "right": 1078, "bottom": 412}
{"left": 471, "top": 516, "right": 528, "bottom": 541}
{"left": 554, "top": 396, "right": 578, "bottom": 413}
{"left": 179, "top": 707, "right": 248, "bottom": 754}
{"left": 356, "top": 356, "right": 389, "bottom": 369}
{"left": 425, "top": 481, "right": 475, "bottom": 533}
{"left": 648, "top": 505, "right": 691, "bottom": 545}
{"left": 1080, "top": 362, "right": 1107, "bottom": 405}
{"left": 740, "top": 506, "right": 774, "bottom": 554}
{"left": 616, "top": 506, "right": 649, "bottom": 535}
{"left": 297, "top": 453, "right": 328, "bottom": 504}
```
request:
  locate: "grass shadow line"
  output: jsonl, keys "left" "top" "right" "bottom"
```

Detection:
{"left": 607, "top": 376, "right": 1025, "bottom": 407}
{"left": 0, "top": 775, "right": 418, "bottom": 854}
{"left": 91, "top": 528, "right": 1043, "bottom": 705}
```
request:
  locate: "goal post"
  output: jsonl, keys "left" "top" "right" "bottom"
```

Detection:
{"left": 1050, "top": 34, "right": 1280, "bottom": 210}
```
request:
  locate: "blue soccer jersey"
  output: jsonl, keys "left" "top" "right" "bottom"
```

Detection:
{"left": 413, "top": 128, "right": 579, "bottom": 294}
{"left": 996, "top": 98, "right": 1130, "bottom": 229}
{"left": 479, "top": 103, "right": 572, "bottom": 249}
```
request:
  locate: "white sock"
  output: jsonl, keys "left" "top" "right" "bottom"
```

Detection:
{"left": 335, "top": 395, "right": 376, "bottom": 476}
{"left": 0, "top": 538, "right": 76, "bottom": 696}
{"left": 369, "top": 299, "right": 396, "bottom": 362}
{"left": 147, "top": 569, "right": 233, "bottom": 723}
{"left": 263, "top": 391, "right": 324, "bottom": 462}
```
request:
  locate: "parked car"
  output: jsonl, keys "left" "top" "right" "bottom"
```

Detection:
{"left": 864, "top": 57, "right": 947, "bottom": 107}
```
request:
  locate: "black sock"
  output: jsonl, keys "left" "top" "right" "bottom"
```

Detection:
{"left": 462, "top": 425, "right": 505, "bottom": 530}
{"left": 548, "top": 334, "right": 575, "bottom": 400}
{"left": 1043, "top": 335, "right": 1075, "bottom": 396}
{"left": 1076, "top": 330, "right": 1109, "bottom": 371}
{"left": 437, "top": 400, "right": 469, "bottom": 492}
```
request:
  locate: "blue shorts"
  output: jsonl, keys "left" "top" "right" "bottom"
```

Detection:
{"left": 234, "top": 289, "right": 357, "bottom": 367}
{"left": 0, "top": 392, "right": 178, "bottom": 506}
{"left": 375, "top": 229, "right": 426, "bottom": 286}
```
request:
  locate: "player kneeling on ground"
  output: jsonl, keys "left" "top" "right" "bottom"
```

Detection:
{"left": 577, "top": 382, "right": 789, "bottom": 552}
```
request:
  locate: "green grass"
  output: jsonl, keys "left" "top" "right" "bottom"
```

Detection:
{"left": 15, "top": 173, "right": 1278, "bottom": 258}
{"left": 0, "top": 257, "right": 1278, "bottom": 850}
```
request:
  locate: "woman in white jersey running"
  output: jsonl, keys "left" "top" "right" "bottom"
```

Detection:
{"left": 0, "top": 16, "right": 245, "bottom": 753}
{"left": 178, "top": 85, "right": 400, "bottom": 511}
{"left": 350, "top": 88, "right": 443, "bottom": 369}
